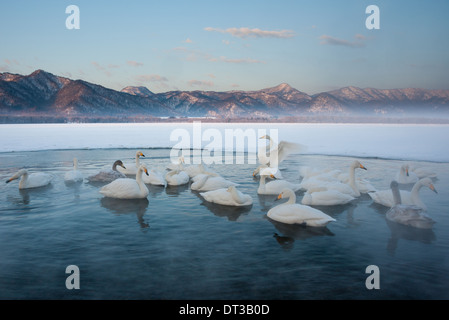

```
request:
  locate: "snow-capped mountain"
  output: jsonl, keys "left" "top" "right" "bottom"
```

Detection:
{"left": 1, "top": 70, "right": 448, "bottom": 122}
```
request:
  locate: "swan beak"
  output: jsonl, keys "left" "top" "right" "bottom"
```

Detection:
{"left": 6, "top": 178, "right": 12, "bottom": 184}
{"left": 259, "top": 135, "right": 266, "bottom": 139}
{"left": 120, "top": 164, "right": 126, "bottom": 169}
{"left": 405, "top": 168, "right": 409, "bottom": 176}
{"left": 360, "top": 164, "right": 367, "bottom": 170}
{"left": 252, "top": 170, "right": 256, "bottom": 177}
{"left": 276, "top": 193, "right": 283, "bottom": 200}
{"left": 270, "top": 174, "right": 275, "bottom": 179}
{"left": 430, "top": 184, "right": 438, "bottom": 194}
{"left": 144, "top": 168, "right": 149, "bottom": 176}
{"left": 139, "top": 152, "right": 145, "bottom": 157}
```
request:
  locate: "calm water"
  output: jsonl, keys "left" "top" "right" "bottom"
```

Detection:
{"left": 0, "top": 148, "right": 448, "bottom": 300}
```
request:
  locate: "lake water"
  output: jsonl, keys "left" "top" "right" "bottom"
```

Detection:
{"left": 0, "top": 123, "right": 448, "bottom": 300}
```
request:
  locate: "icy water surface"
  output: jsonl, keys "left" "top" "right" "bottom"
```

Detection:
{"left": 0, "top": 148, "right": 448, "bottom": 299}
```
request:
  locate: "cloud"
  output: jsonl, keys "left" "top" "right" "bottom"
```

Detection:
{"left": 91, "top": 61, "right": 112, "bottom": 77}
{"left": 207, "top": 73, "right": 216, "bottom": 78}
{"left": 188, "top": 80, "right": 214, "bottom": 87}
{"left": 319, "top": 34, "right": 365, "bottom": 48}
{"left": 127, "top": 60, "right": 144, "bottom": 67}
{"left": 183, "top": 38, "right": 193, "bottom": 43}
{"left": 205, "top": 27, "right": 295, "bottom": 39}
{"left": 135, "top": 74, "right": 168, "bottom": 83}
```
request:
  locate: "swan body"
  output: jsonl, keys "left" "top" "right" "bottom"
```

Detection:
{"left": 165, "top": 169, "right": 190, "bottom": 186}
{"left": 64, "top": 158, "right": 84, "bottom": 183}
{"left": 409, "top": 165, "right": 437, "bottom": 179}
{"left": 100, "top": 165, "right": 149, "bottom": 199}
{"left": 301, "top": 187, "right": 355, "bottom": 206}
{"left": 395, "top": 164, "right": 418, "bottom": 184}
{"left": 200, "top": 186, "right": 253, "bottom": 206}
{"left": 117, "top": 151, "right": 145, "bottom": 175}
{"left": 386, "top": 181, "right": 435, "bottom": 229}
{"left": 191, "top": 174, "right": 237, "bottom": 191}
{"left": 368, "top": 178, "right": 437, "bottom": 210}
{"left": 87, "top": 160, "right": 126, "bottom": 182}
{"left": 258, "top": 174, "right": 302, "bottom": 195}
{"left": 143, "top": 169, "right": 167, "bottom": 187}
{"left": 6, "top": 169, "right": 52, "bottom": 189}
{"left": 267, "top": 188, "right": 336, "bottom": 227}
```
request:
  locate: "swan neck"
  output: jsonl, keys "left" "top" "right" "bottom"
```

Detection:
{"left": 391, "top": 184, "right": 402, "bottom": 205}
{"left": 286, "top": 191, "right": 296, "bottom": 204}
{"left": 112, "top": 162, "right": 118, "bottom": 171}
{"left": 73, "top": 159, "right": 78, "bottom": 170}
{"left": 348, "top": 165, "right": 359, "bottom": 195}
{"left": 18, "top": 171, "right": 28, "bottom": 189}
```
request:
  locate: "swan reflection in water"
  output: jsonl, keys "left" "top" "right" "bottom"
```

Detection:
{"left": 268, "top": 218, "right": 334, "bottom": 250}
{"left": 200, "top": 200, "right": 252, "bottom": 221}
{"left": 100, "top": 197, "right": 150, "bottom": 231}
{"left": 386, "top": 219, "right": 436, "bottom": 256}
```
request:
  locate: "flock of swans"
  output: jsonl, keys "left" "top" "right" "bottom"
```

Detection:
{"left": 5, "top": 135, "right": 439, "bottom": 230}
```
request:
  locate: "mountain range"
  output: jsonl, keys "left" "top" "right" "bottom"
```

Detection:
{"left": 1, "top": 69, "right": 449, "bottom": 123}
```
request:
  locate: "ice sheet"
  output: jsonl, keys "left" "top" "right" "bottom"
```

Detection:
{"left": 1, "top": 122, "right": 448, "bottom": 162}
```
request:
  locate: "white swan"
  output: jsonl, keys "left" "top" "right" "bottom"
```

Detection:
{"left": 301, "top": 187, "right": 356, "bottom": 206}
{"left": 165, "top": 169, "right": 190, "bottom": 186}
{"left": 258, "top": 174, "right": 302, "bottom": 195}
{"left": 191, "top": 174, "right": 237, "bottom": 191}
{"left": 258, "top": 135, "right": 304, "bottom": 167}
{"left": 298, "top": 160, "right": 369, "bottom": 197}
{"left": 6, "top": 169, "right": 52, "bottom": 189}
{"left": 143, "top": 169, "right": 167, "bottom": 187}
{"left": 99, "top": 164, "right": 149, "bottom": 199}
{"left": 166, "top": 156, "right": 185, "bottom": 171}
{"left": 64, "top": 158, "right": 84, "bottom": 183}
{"left": 395, "top": 164, "right": 418, "bottom": 184}
{"left": 87, "top": 160, "right": 126, "bottom": 183}
{"left": 117, "top": 151, "right": 145, "bottom": 175}
{"left": 368, "top": 178, "right": 437, "bottom": 210}
{"left": 267, "top": 188, "right": 336, "bottom": 227}
{"left": 200, "top": 186, "right": 253, "bottom": 206}
{"left": 386, "top": 181, "right": 435, "bottom": 229}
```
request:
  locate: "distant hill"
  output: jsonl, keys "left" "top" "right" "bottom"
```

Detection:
{"left": 1, "top": 69, "right": 449, "bottom": 123}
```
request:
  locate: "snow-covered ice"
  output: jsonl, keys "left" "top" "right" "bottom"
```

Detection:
{"left": 1, "top": 122, "right": 448, "bottom": 162}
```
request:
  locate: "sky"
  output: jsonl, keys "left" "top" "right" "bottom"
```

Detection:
{"left": 0, "top": 0, "right": 448, "bottom": 94}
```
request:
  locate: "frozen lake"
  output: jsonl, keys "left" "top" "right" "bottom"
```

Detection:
{"left": 0, "top": 123, "right": 448, "bottom": 299}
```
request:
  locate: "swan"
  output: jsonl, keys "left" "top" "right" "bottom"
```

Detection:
{"left": 200, "top": 186, "right": 253, "bottom": 206}
{"left": 298, "top": 160, "right": 369, "bottom": 197}
{"left": 386, "top": 181, "right": 435, "bottom": 229}
{"left": 143, "top": 169, "right": 167, "bottom": 187}
{"left": 64, "top": 158, "right": 84, "bottom": 183}
{"left": 409, "top": 165, "right": 437, "bottom": 179}
{"left": 301, "top": 187, "right": 356, "bottom": 206}
{"left": 6, "top": 169, "right": 52, "bottom": 189}
{"left": 87, "top": 160, "right": 127, "bottom": 182}
{"left": 267, "top": 188, "right": 336, "bottom": 227}
{"left": 117, "top": 151, "right": 145, "bottom": 175}
{"left": 191, "top": 174, "right": 237, "bottom": 191}
{"left": 258, "top": 174, "right": 302, "bottom": 195}
{"left": 165, "top": 169, "right": 190, "bottom": 186}
{"left": 258, "top": 135, "right": 305, "bottom": 167}
{"left": 167, "top": 156, "right": 185, "bottom": 171}
{"left": 253, "top": 164, "right": 283, "bottom": 179}
{"left": 99, "top": 164, "right": 149, "bottom": 199}
{"left": 395, "top": 164, "right": 418, "bottom": 184}
{"left": 368, "top": 178, "right": 437, "bottom": 210}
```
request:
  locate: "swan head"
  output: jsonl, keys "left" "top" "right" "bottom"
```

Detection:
{"left": 259, "top": 135, "right": 269, "bottom": 140}
{"left": 114, "top": 160, "right": 126, "bottom": 169}
{"left": 137, "top": 151, "right": 145, "bottom": 158}
{"left": 353, "top": 160, "right": 367, "bottom": 170}
{"left": 6, "top": 169, "right": 27, "bottom": 183}
{"left": 139, "top": 165, "right": 149, "bottom": 176}
{"left": 179, "top": 156, "right": 185, "bottom": 164}
{"left": 390, "top": 180, "right": 399, "bottom": 190}
{"left": 276, "top": 188, "right": 294, "bottom": 200}
{"left": 421, "top": 178, "right": 438, "bottom": 194}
